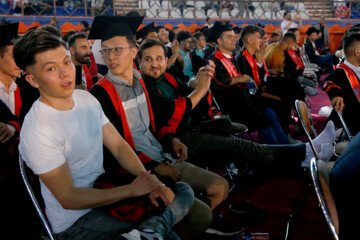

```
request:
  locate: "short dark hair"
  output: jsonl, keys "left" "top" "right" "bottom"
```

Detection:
{"left": 345, "top": 26, "right": 360, "bottom": 34}
{"left": 271, "top": 32, "right": 279, "bottom": 38}
{"left": 80, "top": 20, "right": 89, "bottom": 29}
{"left": 240, "top": 25, "right": 261, "bottom": 42}
{"left": 177, "top": 30, "right": 192, "bottom": 42}
{"left": 282, "top": 32, "right": 296, "bottom": 42}
{"left": 284, "top": 11, "right": 290, "bottom": 18}
{"left": 287, "top": 28, "right": 299, "bottom": 33}
{"left": 206, "top": 17, "right": 211, "bottom": 21}
{"left": 13, "top": 29, "right": 68, "bottom": 71}
{"left": 192, "top": 32, "right": 205, "bottom": 41}
{"left": 38, "top": 24, "right": 63, "bottom": 38}
{"left": 155, "top": 25, "right": 165, "bottom": 33}
{"left": 343, "top": 32, "right": 360, "bottom": 56}
{"left": 63, "top": 30, "right": 77, "bottom": 42}
{"left": 0, "top": 38, "right": 16, "bottom": 57}
{"left": 138, "top": 39, "right": 168, "bottom": 60}
{"left": 68, "top": 33, "right": 88, "bottom": 48}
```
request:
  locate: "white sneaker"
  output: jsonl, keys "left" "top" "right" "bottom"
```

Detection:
{"left": 121, "top": 229, "right": 142, "bottom": 240}
{"left": 120, "top": 229, "right": 163, "bottom": 240}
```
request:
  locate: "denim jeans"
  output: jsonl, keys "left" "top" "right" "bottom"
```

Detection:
{"left": 56, "top": 182, "right": 194, "bottom": 240}
{"left": 258, "top": 107, "right": 290, "bottom": 144}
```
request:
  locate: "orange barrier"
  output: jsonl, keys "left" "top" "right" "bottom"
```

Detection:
{"left": 19, "top": 22, "right": 352, "bottom": 52}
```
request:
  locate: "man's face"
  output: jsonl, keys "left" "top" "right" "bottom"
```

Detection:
{"left": 25, "top": 46, "right": 75, "bottom": 103}
{"left": 101, "top": 36, "right": 137, "bottom": 77}
{"left": 71, "top": 38, "right": 91, "bottom": 65}
{"left": 260, "top": 34, "right": 269, "bottom": 48}
{"left": 157, "top": 28, "right": 169, "bottom": 44}
{"left": 180, "top": 37, "right": 193, "bottom": 52}
{"left": 309, "top": 32, "right": 318, "bottom": 42}
{"left": 207, "top": 19, "right": 212, "bottom": 25}
{"left": 218, "top": 30, "right": 237, "bottom": 52}
{"left": 198, "top": 35, "right": 206, "bottom": 49}
{"left": 248, "top": 32, "right": 261, "bottom": 51}
{"left": 145, "top": 31, "right": 158, "bottom": 41}
{"left": 0, "top": 45, "right": 21, "bottom": 79}
{"left": 285, "top": 12, "right": 291, "bottom": 21}
{"left": 140, "top": 45, "right": 167, "bottom": 79}
{"left": 285, "top": 40, "right": 296, "bottom": 51}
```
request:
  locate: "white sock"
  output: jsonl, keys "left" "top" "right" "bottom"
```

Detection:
{"left": 312, "top": 121, "right": 336, "bottom": 153}
{"left": 302, "top": 143, "right": 333, "bottom": 167}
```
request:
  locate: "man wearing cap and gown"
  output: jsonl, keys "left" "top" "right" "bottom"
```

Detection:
{"left": 88, "top": 16, "right": 215, "bottom": 239}
{"left": 134, "top": 22, "right": 158, "bottom": 70}
{"left": 0, "top": 22, "right": 44, "bottom": 239}
{"left": 0, "top": 22, "right": 22, "bottom": 171}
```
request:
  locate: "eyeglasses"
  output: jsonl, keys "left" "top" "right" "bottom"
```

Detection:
{"left": 99, "top": 46, "right": 132, "bottom": 58}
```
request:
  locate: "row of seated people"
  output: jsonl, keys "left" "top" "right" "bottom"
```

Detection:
{"left": 0, "top": 16, "right": 350, "bottom": 240}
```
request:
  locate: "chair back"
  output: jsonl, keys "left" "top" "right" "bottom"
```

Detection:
{"left": 295, "top": 100, "right": 319, "bottom": 158}
{"left": 19, "top": 156, "right": 56, "bottom": 240}
{"left": 310, "top": 158, "right": 339, "bottom": 240}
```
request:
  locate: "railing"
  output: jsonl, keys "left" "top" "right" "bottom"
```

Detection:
{"left": 0, "top": 0, "right": 360, "bottom": 19}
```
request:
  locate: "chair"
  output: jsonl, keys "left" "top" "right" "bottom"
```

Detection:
{"left": 295, "top": 99, "right": 319, "bottom": 158}
{"left": 336, "top": 110, "right": 353, "bottom": 141}
{"left": 19, "top": 156, "right": 56, "bottom": 240}
{"left": 310, "top": 158, "right": 339, "bottom": 240}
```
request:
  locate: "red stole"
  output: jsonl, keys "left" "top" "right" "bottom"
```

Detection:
{"left": 214, "top": 50, "right": 242, "bottom": 87}
{"left": 338, "top": 63, "right": 360, "bottom": 102}
{"left": 287, "top": 49, "right": 305, "bottom": 70}
{"left": 95, "top": 77, "right": 154, "bottom": 164}
{"left": 83, "top": 64, "right": 94, "bottom": 90}
{"left": 242, "top": 49, "right": 261, "bottom": 87}
{"left": 88, "top": 52, "right": 98, "bottom": 77}
{"left": 262, "top": 59, "right": 270, "bottom": 77}
{"left": 164, "top": 72, "right": 213, "bottom": 116}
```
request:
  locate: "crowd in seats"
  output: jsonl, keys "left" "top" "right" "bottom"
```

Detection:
{"left": 1, "top": 12, "right": 360, "bottom": 240}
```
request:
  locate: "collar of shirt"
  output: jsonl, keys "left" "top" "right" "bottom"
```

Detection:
{"left": 179, "top": 48, "right": 189, "bottom": 58}
{"left": 106, "top": 69, "right": 140, "bottom": 87}
{"left": 344, "top": 60, "right": 360, "bottom": 79}
{"left": 223, "top": 53, "right": 232, "bottom": 58}
{"left": 0, "top": 80, "right": 17, "bottom": 92}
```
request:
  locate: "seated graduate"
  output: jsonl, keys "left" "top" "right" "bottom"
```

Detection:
{"left": 136, "top": 39, "right": 337, "bottom": 204}
{"left": 0, "top": 22, "right": 22, "bottom": 172}
{"left": 322, "top": 32, "right": 360, "bottom": 136}
{"left": 15, "top": 25, "right": 194, "bottom": 240}
{"left": 330, "top": 132, "right": 360, "bottom": 240}
{"left": 88, "top": 16, "right": 221, "bottom": 239}
{"left": 304, "top": 26, "right": 334, "bottom": 74}
{"left": 207, "top": 21, "right": 288, "bottom": 144}
{"left": 190, "top": 32, "right": 207, "bottom": 75}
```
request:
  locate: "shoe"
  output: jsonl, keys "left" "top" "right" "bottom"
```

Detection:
{"left": 303, "top": 86, "right": 318, "bottom": 96}
{"left": 229, "top": 199, "right": 267, "bottom": 224}
{"left": 120, "top": 229, "right": 164, "bottom": 240}
{"left": 205, "top": 214, "right": 244, "bottom": 236}
{"left": 297, "top": 76, "right": 317, "bottom": 88}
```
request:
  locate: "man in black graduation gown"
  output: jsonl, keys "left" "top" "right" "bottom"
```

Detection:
{"left": 322, "top": 32, "right": 360, "bottom": 135}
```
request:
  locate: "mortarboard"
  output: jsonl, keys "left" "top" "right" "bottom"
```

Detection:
{"left": 207, "top": 21, "right": 232, "bottom": 42}
{"left": 233, "top": 26, "right": 241, "bottom": 34}
{"left": 0, "top": 22, "right": 19, "bottom": 48}
{"left": 136, "top": 22, "right": 155, "bottom": 40}
{"left": 88, "top": 16, "right": 144, "bottom": 41}
{"left": 306, "top": 27, "right": 319, "bottom": 36}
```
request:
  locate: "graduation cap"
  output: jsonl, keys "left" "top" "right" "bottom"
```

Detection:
{"left": 136, "top": 22, "right": 155, "bottom": 40}
{"left": 200, "top": 26, "right": 209, "bottom": 36}
{"left": 306, "top": 27, "right": 319, "bottom": 36}
{"left": 233, "top": 26, "right": 241, "bottom": 34}
{"left": 0, "top": 22, "right": 19, "bottom": 48}
{"left": 88, "top": 16, "right": 144, "bottom": 41}
{"left": 207, "top": 21, "right": 232, "bottom": 42}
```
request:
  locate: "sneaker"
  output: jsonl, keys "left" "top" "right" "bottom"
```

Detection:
{"left": 303, "top": 86, "right": 318, "bottom": 96}
{"left": 229, "top": 199, "right": 267, "bottom": 224}
{"left": 205, "top": 214, "right": 244, "bottom": 236}
{"left": 120, "top": 229, "right": 163, "bottom": 240}
{"left": 297, "top": 76, "right": 317, "bottom": 88}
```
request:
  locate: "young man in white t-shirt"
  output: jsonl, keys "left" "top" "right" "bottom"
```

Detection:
{"left": 14, "top": 29, "right": 194, "bottom": 240}
{"left": 281, "top": 11, "right": 303, "bottom": 35}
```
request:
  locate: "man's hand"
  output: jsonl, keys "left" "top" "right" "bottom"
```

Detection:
{"left": 130, "top": 171, "right": 164, "bottom": 197}
{"left": 331, "top": 96, "right": 345, "bottom": 112}
{"left": 195, "top": 60, "right": 215, "bottom": 96}
{"left": 233, "top": 75, "right": 251, "bottom": 85}
{"left": 153, "top": 163, "right": 181, "bottom": 181}
{"left": 171, "top": 138, "right": 188, "bottom": 163}
{"left": 149, "top": 186, "right": 175, "bottom": 207}
{"left": 0, "top": 123, "right": 16, "bottom": 143}
{"left": 172, "top": 40, "right": 180, "bottom": 55}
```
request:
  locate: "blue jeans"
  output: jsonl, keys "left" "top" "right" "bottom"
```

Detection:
{"left": 56, "top": 182, "right": 194, "bottom": 240}
{"left": 316, "top": 54, "right": 334, "bottom": 73}
{"left": 258, "top": 108, "right": 290, "bottom": 144}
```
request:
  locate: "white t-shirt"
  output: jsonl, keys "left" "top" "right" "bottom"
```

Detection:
{"left": 19, "top": 90, "right": 109, "bottom": 234}
{"left": 281, "top": 20, "right": 298, "bottom": 35}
